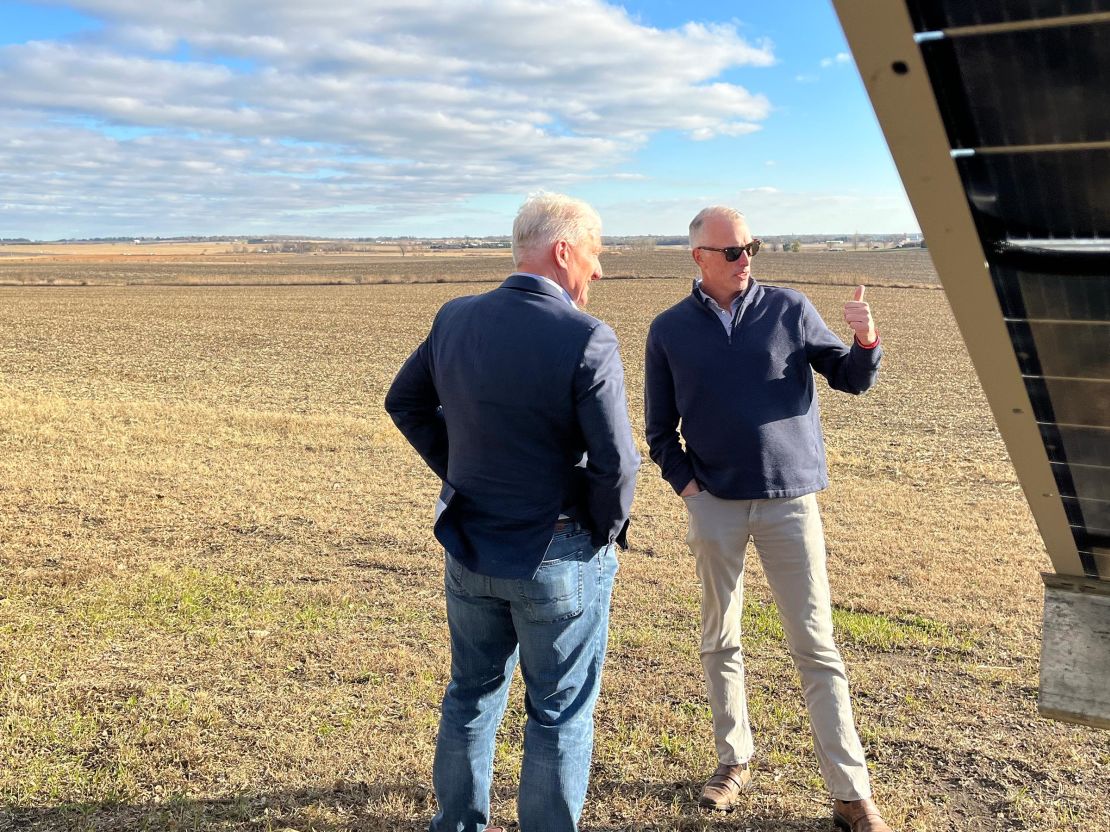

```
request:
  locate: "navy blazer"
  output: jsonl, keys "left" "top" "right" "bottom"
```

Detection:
{"left": 385, "top": 274, "right": 640, "bottom": 579}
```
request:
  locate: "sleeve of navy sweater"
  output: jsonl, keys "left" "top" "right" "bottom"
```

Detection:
{"left": 644, "top": 322, "right": 697, "bottom": 494}
{"left": 801, "top": 296, "right": 882, "bottom": 395}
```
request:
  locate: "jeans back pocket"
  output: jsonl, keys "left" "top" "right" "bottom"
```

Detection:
{"left": 445, "top": 552, "right": 470, "bottom": 597}
{"left": 519, "top": 556, "right": 585, "bottom": 624}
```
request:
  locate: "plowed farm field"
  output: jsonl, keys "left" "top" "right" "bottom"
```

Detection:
{"left": 1, "top": 261, "right": 1106, "bottom": 832}
{"left": 0, "top": 247, "right": 939, "bottom": 288}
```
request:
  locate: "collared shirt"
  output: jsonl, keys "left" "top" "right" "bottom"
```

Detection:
{"left": 518, "top": 271, "right": 578, "bottom": 309}
{"left": 695, "top": 279, "right": 743, "bottom": 333}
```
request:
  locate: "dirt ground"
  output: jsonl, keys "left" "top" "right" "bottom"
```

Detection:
{"left": 0, "top": 246, "right": 939, "bottom": 289}
{"left": 1, "top": 269, "right": 1107, "bottom": 831}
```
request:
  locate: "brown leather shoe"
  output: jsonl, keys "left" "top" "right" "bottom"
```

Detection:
{"left": 833, "top": 798, "right": 893, "bottom": 832}
{"left": 698, "top": 763, "right": 753, "bottom": 810}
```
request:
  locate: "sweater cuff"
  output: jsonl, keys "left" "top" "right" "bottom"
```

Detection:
{"left": 665, "top": 464, "right": 697, "bottom": 496}
{"left": 855, "top": 331, "right": 880, "bottom": 349}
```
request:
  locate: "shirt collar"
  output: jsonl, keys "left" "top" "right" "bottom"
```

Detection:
{"left": 695, "top": 278, "right": 744, "bottom": 313}
{"left": 516, "top": 271, "right": 577, "bottom": 308}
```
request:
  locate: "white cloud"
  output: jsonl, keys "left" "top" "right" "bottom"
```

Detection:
{"left": 689, "top": 122, "right": 763, "bottom": 141}
{"left": 1, "top": 0, "right": 776, "bottom": 236}
{"left": 598, "top": 189, "right": 919, "bottom": 236}
{"left": 820, "top": 52, "right": 853, "bottom": 68}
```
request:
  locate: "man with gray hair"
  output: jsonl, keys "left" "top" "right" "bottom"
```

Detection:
{"left": 386, "top": 192, "right": 639, "bottom": 832}
{"left": 644, "top": 206, "right": 892, "bottom": 831}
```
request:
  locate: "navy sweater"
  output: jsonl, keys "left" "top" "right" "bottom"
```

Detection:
{"left": 645, "top": 280, "right": 882, "bottom": 499}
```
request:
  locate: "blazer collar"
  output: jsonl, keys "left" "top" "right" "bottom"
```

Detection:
{"left": 501, "top": 272, "right": 573, "bottom": 305}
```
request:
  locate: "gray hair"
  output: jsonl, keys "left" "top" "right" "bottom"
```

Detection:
{"left": 689, "top": 206, "right": 746, "bottom": 249}
{"left": 512, "top": 191, "right": 602, "bottom": 265}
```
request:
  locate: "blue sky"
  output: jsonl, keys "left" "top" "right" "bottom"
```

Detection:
{"left": 0, "top": 0, "right": 918, "bottom": 239}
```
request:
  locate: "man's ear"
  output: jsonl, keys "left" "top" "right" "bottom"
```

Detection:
{"left": 691, "top": 247, "right": 703, "bottom": 269}
{"left": 553, "top": 239, "right": 570, "bottom": 270}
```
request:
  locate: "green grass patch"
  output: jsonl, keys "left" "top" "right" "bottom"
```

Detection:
{"left": 831, "top": 607, "right": 973, "bottom": 651}
{"left": 7, "top": 567, "right": 363, "bottom": 643}
{"left": 741, "top": 599, "right": 972, "bottom": 652}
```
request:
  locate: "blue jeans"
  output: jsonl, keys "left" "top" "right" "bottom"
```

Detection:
{"left": 430, "top": 527, "right": 618, "bottom": 832}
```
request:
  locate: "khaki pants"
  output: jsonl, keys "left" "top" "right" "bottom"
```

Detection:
{"left": 684, "top": 490, "right": 871, "bottom": 801}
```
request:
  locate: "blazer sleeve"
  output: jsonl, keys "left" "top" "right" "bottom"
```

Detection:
{"left": 802, "top": 297, "right": 882, "bottom": 395}
{"left": 644, "top": 322, "right": 696, "bottom": 493}
{"left": 384, "top": 334, "right": 449, "bottom": 481}
{"left": 573, "top": 322, "right": 641, "bottom": 549}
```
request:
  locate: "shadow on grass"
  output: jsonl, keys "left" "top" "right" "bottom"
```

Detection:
{"left": 585, "top": 778, "right": 831, "bottom": 831}
{"left": 589, "top": 822, "right": 829, "bottom": 832}
{"left": 2, "top": 781, "right": 430, "bottom": 832}
{"left": 3, "top": 779, "right": 832, "bottom": 831}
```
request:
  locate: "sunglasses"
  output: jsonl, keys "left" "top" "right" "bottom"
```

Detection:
{"left": 696, "top": 239, "right": 762, "bottom": 261}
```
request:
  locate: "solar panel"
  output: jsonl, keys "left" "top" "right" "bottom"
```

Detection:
{"left": 958, "top": 152, "right": 1110, "bottom": 239}
{"left": 905, "top": 1, "right": 1110, "bottom": 31}
{"left": 833, "top": 0, "right": 1110, "bottom": 727}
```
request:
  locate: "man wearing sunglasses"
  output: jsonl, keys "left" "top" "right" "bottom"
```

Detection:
{"left": 644, "top": 206, "right": 891, "bottom": 832}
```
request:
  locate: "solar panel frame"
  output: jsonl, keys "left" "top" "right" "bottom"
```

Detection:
{"left": 835, "top": 0, "right": 1110, "bottom": 731}
{"left": 830, "top": 0, "right": 1088, "bottom": 582}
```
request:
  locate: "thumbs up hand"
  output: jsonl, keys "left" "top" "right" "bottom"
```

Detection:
{"left": 843, "top": 285, "right": 877, "bottom": 346}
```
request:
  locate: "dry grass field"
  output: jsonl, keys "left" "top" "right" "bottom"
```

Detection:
{"left": 2, "top": 261, "right": 1108, "bottom": 831}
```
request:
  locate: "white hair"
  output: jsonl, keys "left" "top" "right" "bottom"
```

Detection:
{"left": 512, "top": 191, "right": 602, "bottom": 265}
{"left": 689, "top": 205, "right": 746, "bottom": 249}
